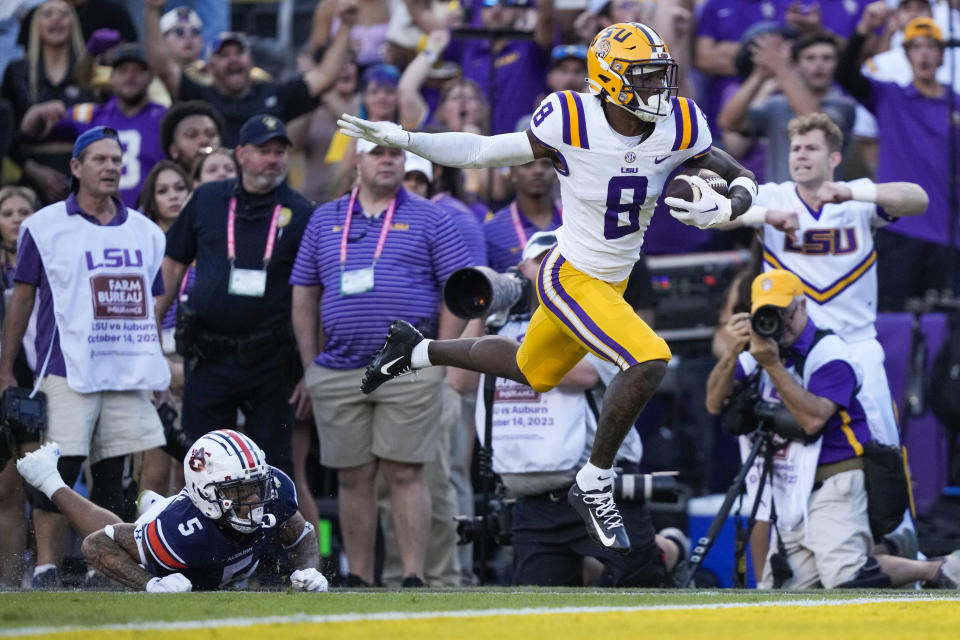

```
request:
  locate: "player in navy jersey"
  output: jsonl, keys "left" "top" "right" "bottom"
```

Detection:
{"left": 16, "top": 430, "right": 327, "bottom": 592}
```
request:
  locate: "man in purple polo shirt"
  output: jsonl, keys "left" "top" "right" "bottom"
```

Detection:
{"left": 457, "top": 0, "right": 555, "bottom": 134}
{"left": 706, "top": 270, "right": 960, "bottom": 589}
{"left": 484, "top": 156, "right": 562, "bottom": 272}
{"left": 0, "top": 126, "right": 168, "bottom": 589}
{"left": 19, "top": 43, "right": 168, "bottom": 208}
{"left": 290, "top": 135, "right": 472, "bottom": 588}
{"left": 838, "top": 14, "right": 960, "bottom": 309}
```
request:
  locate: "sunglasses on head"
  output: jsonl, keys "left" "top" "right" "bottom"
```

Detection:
{"left": 172, "top": 26, "right": 202, "bottom": 38}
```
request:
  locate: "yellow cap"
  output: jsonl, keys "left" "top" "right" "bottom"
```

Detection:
{"left": 904, "top": 17, "right": 943, "bottom": 46}
{"left": 751, "top": 270, "right": 804, "bottom": 313}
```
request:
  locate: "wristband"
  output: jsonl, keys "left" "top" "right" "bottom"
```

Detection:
{"left": 849, "top": 181, "right": 877, "bottom": 203}
{"left": 737, "top": 205, "right": 767, "bottom": 226}
{"left": 729, "top": 176, "right": 759, "bottom": 202}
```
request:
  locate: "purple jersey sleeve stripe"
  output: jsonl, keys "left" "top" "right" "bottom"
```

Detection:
{"left": 527, "top": 128, "right": 570, "bottom": 177}
{"left": 570, "top": 92, "right": 589, "bottom": 150}
{"left": 688, "top": 99, "right": 700, "bottom": 149}
{"left": 558, "top": 92, "right": 573, "bottom": 146}
{"left": 671, "top": 97, "right": 684, "bottom": 151}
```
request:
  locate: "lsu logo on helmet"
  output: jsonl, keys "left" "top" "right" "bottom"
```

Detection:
{"left": 587, "top": 22, "right": 678, "bottom": 122}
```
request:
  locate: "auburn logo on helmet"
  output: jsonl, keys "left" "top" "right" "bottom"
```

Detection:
{"left": 188, "top": 447, "right": 210, "bottom": 472}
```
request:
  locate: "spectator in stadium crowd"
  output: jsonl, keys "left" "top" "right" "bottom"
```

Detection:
{"left": 289, "top": 50, "right": 359, "bottom": 203}
{"left": 134, "top": 160, "right": 193, "bottom": 496}
{"left": 2, "top": 0, "right": 92, "bottom": 205}
{"left": 718, "top": 32, "right": 857, "bottom": 183}
{"left": 458, "top": 0, "right": 555, "bottom": 135}
{"left": 706, "top": 270, "right": 960, "bottom": 590}
{"left": 144, "top": 0, "right": 357, "bottom": 147}
{"left": 0, "top": 127, "right": 170, "bottom": 589}
{"left": 397, "top": 29, "right": 452, "bottom": 132}
{"left": 484, "top": 157, "right": 562, "bottom": 273}
{"left": 17, "top": 0, "right": 136, "bottom": 47}
{"left": 15, "top": 431, "right": 329, "bottom": 593}
{"left": 837, "top": 12, "right": 960, "bottom": 310}
{"left": 158, "top": 7, "right": 205, "bottom": 81}
{"left": 159, "top": 100, "right": 224, "bottom": 175}
{"left": 155, "top": 115, "right": 313, "bottom": 478}
{"left": 309, "top": 0, "right": 392, "bottom": 69}
{"left": 190, "top": 146, "right": 238, "bottom": 187}
{"left": 290, "top": 134, "right": 472, "bottom": 587}
{"left": 0, "top": 185, "right": 40, "bottom": 589}
{"left": 20, "top": 43, "right": 168, "bottom": 208}
{"left": 469, "top": 230, "right": 687, "bottom": 587}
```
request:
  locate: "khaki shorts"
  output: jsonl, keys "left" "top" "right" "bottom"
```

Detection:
{"left": 305, "top": 364, "right": 444, "bottom": 468}
{"left": 759, "top": 469, "right": 872, "bottom": 589}
{"left": 40, "top": 375, "right": 166, "bottom": 464}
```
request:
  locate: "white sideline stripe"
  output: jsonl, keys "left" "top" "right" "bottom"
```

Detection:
{"left": 1, "top": 594, "right": 959, "bottom": 637}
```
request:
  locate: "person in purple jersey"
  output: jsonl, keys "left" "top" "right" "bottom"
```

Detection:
{"left": 456, "top": 0, "right": 555, "bottom": 134}
{"left": 290, "top": 134, "right": 472, "bottom": 588}
{"left": 0, "top": 127, "right": 169, "bottom": 589}
{"left": 20, "top": 43, "right": 168, "bottom": 208}
{"left": 706, "top": 270, "right": 960, "bottom": 590}
{"left": 14, "top": 430, "right": 329, "bottom": 592}
{"left": 484, "top": 156, "right": 562, "bottom": 273}
{"left": 837, "top": 13, "right": 960, "bottom": 310}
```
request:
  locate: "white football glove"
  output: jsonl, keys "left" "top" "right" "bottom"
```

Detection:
{"left": 337, "top": 114, "right": 410, "bottom": 149}
{"left": 664, "top": 175, "right": 733, "bottom": 229}
{"left": 290, "top": 568, "right": 329, "bottom": 592}
{"left": 146, "top": 573, "right": 192, "bottom": 593}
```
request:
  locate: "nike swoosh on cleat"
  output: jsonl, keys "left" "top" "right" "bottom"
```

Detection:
{"left": 588, "top": 510, "right": 617, "bottom": 547}
{"left": 654, "top": 155, "right": 671, "bottom": 164}
{"left": 703, "top": 204, "right": 718, "bottom": 212}
{"left": 380, "top": 356, "right": 404, "bottom": 375}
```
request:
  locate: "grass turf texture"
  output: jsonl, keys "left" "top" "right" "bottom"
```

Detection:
{"left": 1, "top": 590, "right": 958, "bottom": 640}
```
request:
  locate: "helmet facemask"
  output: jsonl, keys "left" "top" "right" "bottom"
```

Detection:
{"left": 615, "top": 60, "right": 678, "bottom": 122}
{"left": 209, "top": 472, "right": 278, "bottom": 534}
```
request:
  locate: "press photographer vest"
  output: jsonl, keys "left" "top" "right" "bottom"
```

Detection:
{"left": 736, "top": 333, "right": 859, "bottom": 530}
{"left": 23, "top": 202, "right": 170, "bottom": 393}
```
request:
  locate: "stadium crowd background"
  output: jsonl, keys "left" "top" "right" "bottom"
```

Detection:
{"left": 0, "top": 0, "right": 958, "bottom": 589}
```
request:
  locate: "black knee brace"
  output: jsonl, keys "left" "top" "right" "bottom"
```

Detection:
{"left": 836, "top": 556, "right": 893, "bottom": 589}
{"left": 26, "top": 456, "right": 84, "bottom": 513}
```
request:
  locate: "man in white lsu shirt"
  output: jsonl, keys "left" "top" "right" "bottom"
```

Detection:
{"left": 725, "top": 112, "right": 928, "bottom": 449}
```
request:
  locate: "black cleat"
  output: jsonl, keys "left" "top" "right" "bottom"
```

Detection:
{"left": 568, "top": 483, "right": 631, "bottom": 555}
{"left": 361, "top": 320, "right": 424, "bottom": 394}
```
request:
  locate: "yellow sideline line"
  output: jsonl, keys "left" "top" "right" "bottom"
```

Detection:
{"left": 6, "top": 598, "right": 960, "bottom": 640}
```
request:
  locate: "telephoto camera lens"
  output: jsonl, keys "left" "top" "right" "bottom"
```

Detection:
{"left": 751, "top": 305, "right": 783, "bottom": 339}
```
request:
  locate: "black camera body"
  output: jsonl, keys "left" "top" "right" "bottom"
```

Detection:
{"left": 721, "top": 372, "right": 808, "bottom": 442}
{"left": 2, "top": 387, "right": 47, "bottom": 441}
{"left": 751, "top": 305, "right": 783, "bottom": 340}
{"left": 454, "top": 494, "right": 515, "bottom": 546}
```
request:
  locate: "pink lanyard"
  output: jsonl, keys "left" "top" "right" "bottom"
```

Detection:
{"left": 227, "top": 198, "right": 282, "bottom": 268}
{"left": 510, "top": 200, "right": 563, "bottom": 248}
{"left": 340, "top": 186, "right": 398, "bottom": 269}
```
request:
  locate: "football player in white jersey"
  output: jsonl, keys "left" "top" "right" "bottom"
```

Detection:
{"left": 724, "top": 113, "right": 928, "bottom": 448}
{"left": 339, "top": 23, "right": 758, "bottom": 554}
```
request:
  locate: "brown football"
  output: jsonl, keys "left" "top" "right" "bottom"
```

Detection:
{"left": 665, "top": 168, "right": 729, "bottom": 203}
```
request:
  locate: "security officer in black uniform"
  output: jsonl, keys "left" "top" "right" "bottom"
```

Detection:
{"left": 155, "top": 114, "right": 313, "bottom": 473}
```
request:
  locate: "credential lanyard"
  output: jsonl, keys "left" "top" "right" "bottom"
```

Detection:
{"left": 340, "top": 186, "right": 398, "bottom": 270}
{"left": 227, "top": 198, "right": 282, "bottom": 268}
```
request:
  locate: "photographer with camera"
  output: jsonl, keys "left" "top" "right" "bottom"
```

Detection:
{"left": 706, "top": 270, "right": 960, "bottom": 589}
{"left": 463, "top": 231, "right": 686, "bottom": 587}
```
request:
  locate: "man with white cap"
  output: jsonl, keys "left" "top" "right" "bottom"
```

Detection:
{"left": 290, "top": 134, "right": 472, "bottom": 587}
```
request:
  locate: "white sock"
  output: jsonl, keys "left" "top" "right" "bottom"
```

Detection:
{"left": 38, "top": 473, "right": 67, "bottom": 500}
{"left": 34, "top": 564, "right": 56, "bottom": 577}
{"left": 576, "top": 462, "right": 615, "bottom": 492}
{"left": 410, "top": 339, "right": 433, "bottom": 369}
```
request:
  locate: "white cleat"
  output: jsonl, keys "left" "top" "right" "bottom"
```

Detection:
{"left": 16, "top": 442, "right": 62, "bottom": 490}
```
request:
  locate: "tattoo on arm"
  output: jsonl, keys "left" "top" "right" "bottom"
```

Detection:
{"left": 81, "top": 525, "right": 155, "bottom": 591}
{"left": 278, "top": 512, "right": 320, "bottom": 571}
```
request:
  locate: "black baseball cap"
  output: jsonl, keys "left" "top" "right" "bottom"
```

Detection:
{"left": 238, "top": 114, "right": 292, "bottom": 147}
{"left": 210, "top": 31, "right": 250, "bottom": 55}
{"left": 109, "top": 43, "right": 150, "bottom": 69}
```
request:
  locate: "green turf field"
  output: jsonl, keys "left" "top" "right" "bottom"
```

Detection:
{"left": 1, "top": 590, "right": 958, "bottom": 640}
